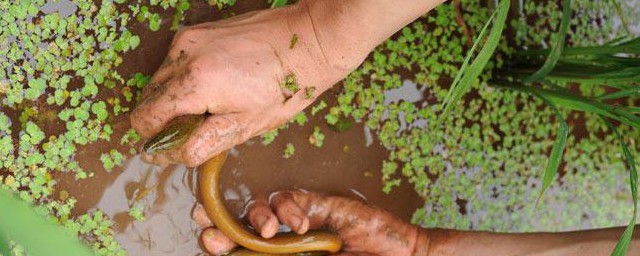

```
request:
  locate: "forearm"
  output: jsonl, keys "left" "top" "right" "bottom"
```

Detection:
{"left": 418, "top": 226, "right": 640, "bottom": 256}
{"left": 281, "top": 0, "right": 445, "bottom": 93}
{"left": 304, "top": 0, "right": 445, "bottom": 70}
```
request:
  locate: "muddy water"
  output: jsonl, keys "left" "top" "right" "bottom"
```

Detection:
{"left": 58, "top": 113, "right": 422, "bottom": 256}
{"left": 48, "top": 1, "right": 424, "bottom": 255}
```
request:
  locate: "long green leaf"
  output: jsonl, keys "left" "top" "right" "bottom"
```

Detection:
{"left": 0, "top": 189, "right": 93, "bottom": 256}
{"left": 611, "top": 0, "right": 632, "bottom": 37}
{"left": 627, "top": 107, "right": 640, "bottom": 114}
{"left": 536, "top": 98, "right": 569, "bottom": 202}
{"left": 520, "top": 36, "right": 640, "bottom": 57}
{"left": 605, "top": 119, "right": 638, "bottom": 256}
{"left": 0, "top": 231, "right": 10, "bottom": 256}
{"left": 502, "top": 85, "right": 640, "bottom": 129}
{"left": 270, "top": 0, "right": 287, "bottom": 8}
{"left": 439, "top": 0, "right": 510, "bottom": 122}
{"left": 523, "top": 0, "right": 572, "bottom": 83}
{"left": 596, "top": 87, "right": 640, "bottom": 100}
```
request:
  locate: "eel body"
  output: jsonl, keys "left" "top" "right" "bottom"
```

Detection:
{"left": 143, "top": 115, "right": 342, "bottom": 255}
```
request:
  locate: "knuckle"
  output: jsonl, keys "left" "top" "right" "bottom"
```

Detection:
{"left": 270, "top": 191, "right": 294, "bottom": 206}
{"left": 173, "top": 28, "right": 201, "bottom": 45}
{"left": 186, "top": 57, "right": 215, "bottom": 75}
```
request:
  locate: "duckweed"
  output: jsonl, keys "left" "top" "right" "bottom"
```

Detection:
{"left": 1, "top": 1, "right": 637, "bottom": 255}
{"left": 0, "top": 0, "right": 161, "bottom": 254}
{"left": 283, "top": 143, "right": 295, "bottom": 159}
{"left": 308, "top": 126, "right": 325, "bottom": 148}
{"left": 304, "top": 0, "right": 638, "bottom": 232}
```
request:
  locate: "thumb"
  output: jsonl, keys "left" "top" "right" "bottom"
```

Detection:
{"left": 201, "top": 228, "right": 237, "bottom": 255}
{"left": 180, "top": 114, "right": 242, "bottom": 167}
{"left": 142, "top": 114, "right": 241, "bottom": 167}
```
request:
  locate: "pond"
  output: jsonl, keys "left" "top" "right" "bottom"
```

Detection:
{"left": 1, "top": 0, "right": 639, "bottom": 255}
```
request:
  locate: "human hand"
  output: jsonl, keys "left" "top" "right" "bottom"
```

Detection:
{"left": 192, "top": 190, "right": 421, "bottom": 256}
{"left": 130, "top": 2, "right": 367, "bottom": 167}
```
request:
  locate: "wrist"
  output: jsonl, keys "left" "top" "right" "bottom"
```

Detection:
{"left": 264, "top": 2, "right": 358, "bottom": 98}
{"left": 299, "top": 0, "right": 447, "bottom": 74}
{"left": 413, "top": 228, "right": 431, "bottom": 256}
{"left": 298, "top": 0, "right": 374, "bottom": 74}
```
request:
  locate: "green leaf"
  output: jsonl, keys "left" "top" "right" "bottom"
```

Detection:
{"left": 270, "top": 0, "right": 288, "bottom": 8}
{"left": 329, "top": 117, "right": 353, "bottom": 133}
{"left": 309, "top": 126, "right": 325, "bottom": 147}
{"left": 129, "top": 202, "right": 146, "bottom": 221}
{"left": 283, "top": 143, "right": 295, "bottom": 159}
{"left": 149, "top": 13, "right": 161, "bottom": 31}
{"left": 0, "top": 231, "right": 10, "bottom": 256}
{"left": 606, "top": 119, "right": 638, "bottom": 256}
{"left": 595, "top": 87, "right": 640, "bottom": 100}
{"left": 501, "top": 85, "right": 640, "bottom": 129}
{"left": 0, "top": 189, "right": 93, "bottom": 256}
{"left": 91, "top": 101, "right": 108, "bottom": 121}
{"left": 292, "top": 112, "right": 308, "bottom": 126}
{"left": 536, "top": 100, "right": 568, "bottom": 202}
{"left": 25, "top": 122, "right": 45, "bottom": 145}
{"left": 523, "top": 0, "right": 572, "bottom": 83}
{"left": 439, "top": 0, "right": 510, "bottom": 122}
{"left": 129, "top": 35, "right": 140, "bottom": 49}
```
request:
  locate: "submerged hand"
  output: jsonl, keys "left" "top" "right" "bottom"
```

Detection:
{"left": 130, "top": 2, "right": 365, "bottom": 167}
{"left": 192, "top": 191, "right": 421, "bottom": 256}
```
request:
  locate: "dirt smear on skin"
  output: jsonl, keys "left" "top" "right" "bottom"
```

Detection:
{"left": 50, "top": 1, "right": 423, "bottom": 255}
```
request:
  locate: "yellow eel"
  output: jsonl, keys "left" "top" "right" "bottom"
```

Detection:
{"left": 143, "top": 115, "right": 342, "bottom": 255}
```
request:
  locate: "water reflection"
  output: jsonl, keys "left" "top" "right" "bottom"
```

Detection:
{"left": 40, "top": 0, "right": 77, "bottom": 17}
{"left": 96, "top": 156, "right": 201, "bottom": 256}
{"left": 383, "top": 79, "right": 424, "bottom": 105}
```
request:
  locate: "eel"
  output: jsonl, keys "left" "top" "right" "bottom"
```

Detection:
{"left": 143, "top": 114, "right": 342, "bottom": 255}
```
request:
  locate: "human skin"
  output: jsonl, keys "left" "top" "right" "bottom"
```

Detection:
{"left": 129, "top": 0, "right": 445, "bottom": 166}
{"left": 193, "top": 191, "right": 419, "bottom": 255}
{"left": 194, "top": 191, "right": 640, "bottom": 256}
{"left": 132, "top": 0, "right": 640, "bottom": 255}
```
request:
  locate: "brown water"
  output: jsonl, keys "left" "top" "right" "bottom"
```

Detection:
{"left": 49, "top": 1, "right": 423, "bottom": 255}
{"left": 9, "top": 0, "right": 636, "bottom": 255}
{"left": 57, "top": 112, "right": 422, "bottom": 256}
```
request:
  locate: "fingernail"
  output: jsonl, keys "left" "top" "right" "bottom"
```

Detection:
{"left": 204, "top": 229, "right": 216, "bottom": 239}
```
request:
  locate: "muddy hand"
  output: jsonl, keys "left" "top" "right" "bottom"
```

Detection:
{"left": 193, "top": 191, "right": 419, "bottom": 256}
{"left": 130, "top": 1, "right": 367, "bottom": 167}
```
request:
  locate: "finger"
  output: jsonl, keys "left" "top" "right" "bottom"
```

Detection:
{"left": 142, "top": 114, "right": 241, "bottom": 167}
{"left": 269, "top": 191, "right": 310, "bottom": 235}
{"left": 130, "top": 74, "right": 209, "bottom": 138}
{"left": 179, "top": 114, "right": 242, "bottom": 167}
{"left": 246, "top": 198, "right": 279, "bottom": 238}
{"left": 201, "top": 228, "right": 237, "bottom": 255}
{"left": 192, "top": 204, "right": 213, "bottom": 228}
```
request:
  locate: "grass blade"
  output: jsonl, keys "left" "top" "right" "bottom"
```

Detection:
{"left": 270, "top": 0, "right": 288, "bottom": 8}
{"left": 501, "top": 85, "right": 640, "bottom": 129}
{"left": 604, "top": 119, "right": 638, "bottom": 256}
{"left": 439, "top": 0, "right": 510, "bottom": 122}
{"left": 519, "top": 37, "right": 640, "bottom": 57}
{"left": 627, "top": 107, "right": 640, "bottom": 114}
{"left": 535, "top": 98, "right": 569, "bottom": 202}
{"left": 523, "top": 0, "right": 572, "bottom": 83}
{"left": 596, "top": 87, "right": 640, "bottom": 100}
{"left": 611, "top": 0, "right": 632, "bottom": 37}
{"left": 0, "top": 232, "right": 10, "bottom": 256}
{"left": 0, "top": 189, "right": 93, "bottom": 256}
